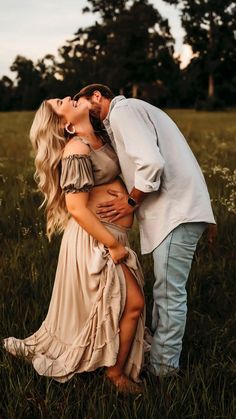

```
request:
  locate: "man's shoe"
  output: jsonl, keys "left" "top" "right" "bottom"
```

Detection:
{"left": 147, "top": 363, "right": 185, "bottom": 379}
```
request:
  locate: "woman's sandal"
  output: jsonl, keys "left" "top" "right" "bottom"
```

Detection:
{"left": 105, "top": 373, "right": 143, "bottom": 394}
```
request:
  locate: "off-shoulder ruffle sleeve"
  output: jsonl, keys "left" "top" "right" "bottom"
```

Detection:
{"left": 60, "top": 154, "right": 94, "bottom": 193}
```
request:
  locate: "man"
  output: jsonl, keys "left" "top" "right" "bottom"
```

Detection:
{"left": 74, "top": 84, "right": 216, "bottom": 376}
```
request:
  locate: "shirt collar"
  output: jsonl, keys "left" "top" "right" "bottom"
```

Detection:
{"left": 103, "top": 95, "right": 126, "bottom": 124}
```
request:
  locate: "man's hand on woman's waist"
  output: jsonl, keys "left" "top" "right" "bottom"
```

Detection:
{"left": 96, "top": 187, "right": 147, "bottom": 222}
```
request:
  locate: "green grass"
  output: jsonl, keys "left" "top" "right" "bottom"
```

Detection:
{"left": 0, "top": 110, "right": 236, "bottom": 418}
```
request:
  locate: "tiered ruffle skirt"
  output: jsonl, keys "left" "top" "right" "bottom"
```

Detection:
{"left": 4, "top": 218, "right": 145, "bottom": 382}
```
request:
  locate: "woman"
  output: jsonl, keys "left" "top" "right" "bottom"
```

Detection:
{"left": 3, "top": 96, "right": 145, "bottom": 394}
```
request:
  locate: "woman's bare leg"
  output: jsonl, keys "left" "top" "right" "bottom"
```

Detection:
{"left": 106, "top": 264, "right": 144, "bottom": 389}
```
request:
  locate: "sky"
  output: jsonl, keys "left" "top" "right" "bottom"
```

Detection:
{"left": 0, "top": 0, "right": 190, "bottom": 79}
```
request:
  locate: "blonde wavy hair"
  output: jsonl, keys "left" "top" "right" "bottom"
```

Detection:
{"left": 30, "top": 101, "right": 69, "bottom": 241}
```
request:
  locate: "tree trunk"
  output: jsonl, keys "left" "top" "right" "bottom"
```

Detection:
{"left": 132, "top": 84, "right": 138, "bottom": 97}
{"left": 208, "top": 11, "right": 215, "bottom": 98}
{"left": 208, "top": 72, "right": 214, "bottom": 98}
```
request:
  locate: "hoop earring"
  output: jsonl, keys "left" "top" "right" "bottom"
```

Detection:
{"left": 65, "top": 123, "right": 75, "bottom": 135}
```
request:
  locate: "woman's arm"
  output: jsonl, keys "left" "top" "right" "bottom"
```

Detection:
{"left": 66, "top": 191, "right": 117, "bottom": 247}
{"left": 65, "top": 191, "right": 128, "bottom": 264}
{"left": 62, "top": 138, "right": 128, "bottom": 263}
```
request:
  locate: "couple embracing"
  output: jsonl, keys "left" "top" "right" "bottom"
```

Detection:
{"left": 3, "top": 84, "right": 215, "bottom": 394}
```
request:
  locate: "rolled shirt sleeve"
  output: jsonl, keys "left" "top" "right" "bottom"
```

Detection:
{"left": 109, "top": 102, "right": 165, "bottom": 193}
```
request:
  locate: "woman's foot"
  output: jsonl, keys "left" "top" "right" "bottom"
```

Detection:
{"left": 105, "top": 372, "right": 143, "bottom": 394}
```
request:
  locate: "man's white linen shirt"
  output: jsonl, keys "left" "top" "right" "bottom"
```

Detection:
{"left": 103, "top": 96, "right": 216, "bottom": 254}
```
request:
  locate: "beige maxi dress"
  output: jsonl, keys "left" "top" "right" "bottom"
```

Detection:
{"left": 4, "top": 139, "right": 145, "bottom": 383}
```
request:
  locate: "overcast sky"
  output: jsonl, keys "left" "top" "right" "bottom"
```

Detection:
{"left": 0, "top": 0, "right": 189, "bottom": 79}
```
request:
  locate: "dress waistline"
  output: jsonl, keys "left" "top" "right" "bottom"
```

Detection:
{"left": 101, "top": 220, "right": 131, "bottom": 233}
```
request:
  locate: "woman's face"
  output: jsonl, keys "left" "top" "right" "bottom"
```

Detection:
{"left": 47, "top": 96, "right": 90, "bottom": 125}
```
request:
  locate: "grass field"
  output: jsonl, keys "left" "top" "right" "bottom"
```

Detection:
{"left": 0, "top": 109, "right": 236, "bottom": 419}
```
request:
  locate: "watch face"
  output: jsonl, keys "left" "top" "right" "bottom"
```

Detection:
{"left": 128, "top": 197, "right": 137, "bottom": 207}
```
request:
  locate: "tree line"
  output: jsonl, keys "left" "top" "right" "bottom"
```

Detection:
{"left": 1, "top": 0, "right": 235, "bottom": 111}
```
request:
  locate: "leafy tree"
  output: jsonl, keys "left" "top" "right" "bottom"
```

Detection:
{"left": 4, "top": 0, "right": 236, "bottom": 109}
{"left": 0, "top": 76, "right": 14, "bottom": 110}
{"left": 35, "top": 55, "right": 64, "bottom": 98}
{"left": 164, "top": 0, "right": 236, "bottom": 101}
{"left": 83, "top": 0, "right": 128, "bottom": 19}
{"left": 60, "top": 0, "right": 179, "bottom": 102}
{"left": 10, "top": 55, "right": 44, "bottom": 109}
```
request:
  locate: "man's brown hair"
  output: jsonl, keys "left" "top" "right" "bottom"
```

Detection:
{"left": 74, "top": 84, "right": 115, "bottom": 100}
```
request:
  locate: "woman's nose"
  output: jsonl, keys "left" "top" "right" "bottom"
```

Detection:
{"left": 63, "top": 96, "right": 71, "bottom": 102}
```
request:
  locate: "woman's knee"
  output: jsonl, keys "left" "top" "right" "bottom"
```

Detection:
{"left": 121, "top": 265, "right": 145, "bottom": 316}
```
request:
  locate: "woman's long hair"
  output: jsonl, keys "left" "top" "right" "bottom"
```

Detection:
{"left": 29, "top": 101, "right": 69, "bottom": 241}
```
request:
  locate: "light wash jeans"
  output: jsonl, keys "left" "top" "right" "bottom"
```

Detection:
{"left": 150, "top": 222, "right": 206, "bottom": 376}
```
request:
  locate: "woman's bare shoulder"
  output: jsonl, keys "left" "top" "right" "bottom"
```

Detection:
{"left": 62, "top": 138, "right": 90, "bottom": 158}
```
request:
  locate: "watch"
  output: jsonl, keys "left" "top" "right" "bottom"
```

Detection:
{"left": 127, "top": 196, "right": 138, "bottom": 208}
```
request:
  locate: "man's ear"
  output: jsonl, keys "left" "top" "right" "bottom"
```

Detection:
{"left": 93, "top": 90, "right": 102, "bottom": 103}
